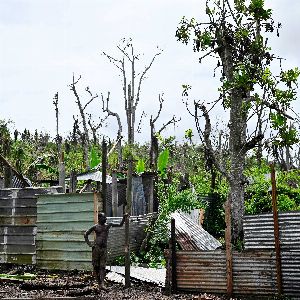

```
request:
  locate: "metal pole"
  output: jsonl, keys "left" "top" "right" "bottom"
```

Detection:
{"left": 270, "top": 163, "right": 283, "bottom": 295}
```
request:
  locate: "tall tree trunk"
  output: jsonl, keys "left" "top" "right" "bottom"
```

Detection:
{"left": 229, "top": 91, "right": 247, "bottom": 243}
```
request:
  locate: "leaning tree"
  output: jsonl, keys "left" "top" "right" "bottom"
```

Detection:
{"left": 176, "top": 0, "right": 299, "bottom": 243}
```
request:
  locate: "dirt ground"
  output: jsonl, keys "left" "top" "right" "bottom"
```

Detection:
{"left": 0, "top": 265, "right": 240, "bottom": 300}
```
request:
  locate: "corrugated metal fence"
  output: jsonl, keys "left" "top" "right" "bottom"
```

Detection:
{"left": 244, "top": 211, "right": 300, "bottom": 250}
{"left": 36, "top": 193, "right": 151, "bottom": 270}
{"left": 0, "top": 187, "right": 62, "bottom": 264}
{"left": 173, "top": 211, "right": 300, "bottom": 299}
{"left": 244, "top": 211, "right": 300, "bottom": 298}
{"left": 176, "top": 250, "right": 276, "bottom": 295}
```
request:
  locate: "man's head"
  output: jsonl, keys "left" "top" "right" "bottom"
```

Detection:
{"left": 98, "top": 212, "right": 107, "bottom": 225}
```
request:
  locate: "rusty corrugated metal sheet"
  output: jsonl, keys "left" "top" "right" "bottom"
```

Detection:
{"left": 233, "top": 251, "right": 277, "bottom": 295}
{"left": 176, "top": 250, "right": 277, "bottom": 296}
{"left": 176, "top": 250, "right": 227, "bottom": 293}
{"left": 171, "top": 212, "right": 221, "bottom": 251}
{"left": 243, "top": 211, "right": 300, "bottom": 298}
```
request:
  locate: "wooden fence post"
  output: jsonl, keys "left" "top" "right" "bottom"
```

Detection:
{"left": 171, "top": 218, "right": 177, "bottom": 293}
{"left": 112, "top": 172, "right": 118, "bottom": 217}
{"left": 124, "top": 213, "right": 130, "bottom": 288}
{"left": 164, "top": 241, "right": 172, "bottom": 295}
{"left": 225, "top": 197, "right": 233, "bottom": 297}
{"left": 69, "top": 170, "right": 77, "bottom": 193}
{"left": 101, "top": 138, "right": 107, "bottom": 214}
{"left": 270, "top": 163, "right": 283, "bottom": 295}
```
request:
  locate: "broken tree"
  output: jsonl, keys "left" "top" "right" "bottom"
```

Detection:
{"left": 103, "top": 38, "right": 161, "bottom": 287}
{"left": 176, "top": 0, "right": 299, "bottom": 243}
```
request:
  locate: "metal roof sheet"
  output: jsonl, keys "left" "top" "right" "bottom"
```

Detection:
{"left": 171, "top": 212, "right": 221, "bottom": 251}
{"left": 66, "top": 171, "right": 113, "bottom": 183}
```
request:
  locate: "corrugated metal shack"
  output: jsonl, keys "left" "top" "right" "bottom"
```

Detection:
{"left": 0, "top": 187, "right": 151, "bottom": 270}
{"left": 36, "top": 192, "right": 151, "bottom": 270}
{"left": 0, "top": 187, "right": 62, "bottom": 264}
{"left": 68, "top": 172, "right": 155, "bottom": 217}
{"left": 170, "top": 211, "right": 300, "bottom": 299}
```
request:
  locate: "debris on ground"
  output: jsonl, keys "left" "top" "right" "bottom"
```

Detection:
{"left": 0, "top": 264, "right": 242, "bottom": 299}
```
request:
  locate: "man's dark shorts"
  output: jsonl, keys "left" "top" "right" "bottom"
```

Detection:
{"left": 92, "top": 245, "right": 107, "bottom": 268}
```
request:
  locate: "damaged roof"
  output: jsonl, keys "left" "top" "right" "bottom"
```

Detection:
{"left": 171, "top": 211, "right": 221, "bottom": 251}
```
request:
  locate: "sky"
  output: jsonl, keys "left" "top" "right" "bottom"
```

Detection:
{"left": 0, "top": 0, "right": 299, "bottom": 143}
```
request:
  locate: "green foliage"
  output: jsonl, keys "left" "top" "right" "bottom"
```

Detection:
{"left": 176, "top": 0, "right": 300, "bottom": 153}
{"left": 245, "top": 162, "right": 300, "bottom": 214}
{"left": 157, "top": 149, "right": 169, "bottom": 178}
{"left": 184, "top": 128, "right": 193, "bottom": 143}
{"left": 89, "top": 145, "right": 101, "bottom": 169}
{"left": 135, "top": 158, "right": 145, "bottom": 174}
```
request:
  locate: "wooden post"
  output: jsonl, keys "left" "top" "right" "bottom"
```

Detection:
{"left": 164, "top": 242, "right": 172, "bottom": 295}
{"left": 58, "top": 152, "right": 65, "bottom": 193}
{"left": 112, "top": 172, "right": 118, "bottom": 217}
{"left": 270, "top": 163, "right": 283, "bottom": 295}
{"left": 225, "top": 197, "right": 233, "bottom": 297}
{"left": 69, "top": 171, "right": 77, "bottom": 193}
{"left": 101, "top": 138, "right": 107, "bottom": 214}
{"left": 4, "top": 167, "right": 12, "bottom": 188}
{"left": 124, "top": 213, "right": 130, "bottom": 288}
{"left": 171, "top": 218, "right": 177, "bottom": 293}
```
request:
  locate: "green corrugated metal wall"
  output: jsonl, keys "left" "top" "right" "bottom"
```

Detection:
{"left": 36, "top": 193, "right": 94, "bottom": 270}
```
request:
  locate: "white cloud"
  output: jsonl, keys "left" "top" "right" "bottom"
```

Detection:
{"left": 0, "top": 0, "right": 299, "bottom": 142}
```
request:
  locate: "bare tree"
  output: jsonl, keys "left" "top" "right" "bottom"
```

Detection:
{"left": 53, "top": 92, "right": 65, "bottom": 192}
{"left": 69, "top": 74, "right": 98, "bottom": 170}
{"left": 150, "top": 94, "right": 180, "bottom": 171}
{"left": 88, "top": 114, "right": 108, "bottom": 145}
{"left": 102, "top": 92, "right": 123, "bottom": 170}
{"left": 103, "top": 38, "right": 161, "bottom": 287}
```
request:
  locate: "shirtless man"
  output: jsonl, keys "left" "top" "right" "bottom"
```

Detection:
{"left": 84, "top": 212, "right": 127, "bottom": 290}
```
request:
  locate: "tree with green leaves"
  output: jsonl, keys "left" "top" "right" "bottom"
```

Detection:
{"left": 176, "top": 0, "right": 299, "bottom": 243}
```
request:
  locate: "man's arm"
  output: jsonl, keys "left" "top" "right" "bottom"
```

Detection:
{"left": 84, "top": 225, "right": 96, "bottom": 247}
{"left": 110, "top": 213, "right": 128, "bottom": 228}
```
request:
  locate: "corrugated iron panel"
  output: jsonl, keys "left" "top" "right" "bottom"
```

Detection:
{"left": 233, "top": 251, "right": 277, "bottom": 295}
{"left": 36, "top": 192, "right": 151, "bottom": 270}
{"left": 176, "top": 250, "right": 227, "bottom": 292}
{"left": 66, "top": 171, "right": 113, "bottom": 183}
{"left": 108, "top": 266, "right": 166, "bottom": 286}
{"left": 244, "top": 211, "right": 300, "bottom": 250}
{"left": 0, "top": 225, "right": 36, "bottom": 264}
{"left": 243, "top": 211, "right": 300, "bottom": 298}
{"left": 171, "top": 212, "right": 221, "bottom": 251}
{"left": 176, "top": 250, "right": 278, "bottom": 296}
{"left": 36, "top": 193, "right": 95, "bottom": 270}
{"left": 0, "top": 187, "right": 61, "bottom": 265}
{"left": 281, "top": 251, "right": 300, "bottom": 297}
